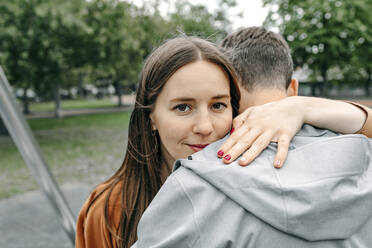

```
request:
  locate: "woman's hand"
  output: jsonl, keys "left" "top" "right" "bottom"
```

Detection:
{"left": 217, "top": 96, "right": 368, "bottom": 168}
{"left": 217, "top": 97, "right": 304, "bottom": 168}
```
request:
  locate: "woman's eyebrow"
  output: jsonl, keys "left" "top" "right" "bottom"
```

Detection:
{"left": 212, "top": 94, "right": 230, "bottom": 100}
{"left": 170, "top": 97, "right": 195, "bottom": 102}
{"left": 170, "top": 94, "right": 230, "bottom": 102}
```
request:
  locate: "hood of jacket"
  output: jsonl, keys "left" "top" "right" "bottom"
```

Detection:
{"left": 173, "top": 125, "right": 372, "bottom": 242}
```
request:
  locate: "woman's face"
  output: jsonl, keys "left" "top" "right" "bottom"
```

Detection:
{"left": 150, "top": 60, "right": 233, "bottom": 166}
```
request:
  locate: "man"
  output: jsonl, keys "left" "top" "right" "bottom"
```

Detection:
{"left": 217, "top": 27, "right": 371, "bottom": 167}
{"left": 132, "top": 27, "right": 372, "bottom": 247}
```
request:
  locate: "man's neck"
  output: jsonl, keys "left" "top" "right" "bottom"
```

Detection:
{"left": 240, "top": 89, "right": 288, "bottom": 111}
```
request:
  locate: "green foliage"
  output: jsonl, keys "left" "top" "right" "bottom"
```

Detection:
{"left": 82, "top": 0, "right": 143, "bottom": 84}
{"left": 263, "top": 0, "right": 372, "bottom": 93}
{"left": 0, "top": 0, "right": 89, "bottom": 98}
{"left": 167, "top": 0, "right": 234, "bottom": 42}
{"left": 0, "top": 0, "right": 234, "bottom": 100}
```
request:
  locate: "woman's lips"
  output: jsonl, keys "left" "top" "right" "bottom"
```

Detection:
{"left": 187, "top": 144, "right": 209, "bottom": 152}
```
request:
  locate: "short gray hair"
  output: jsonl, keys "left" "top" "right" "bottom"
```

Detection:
{"left": 221, "top": 26, "right": 293, "bottom": 92}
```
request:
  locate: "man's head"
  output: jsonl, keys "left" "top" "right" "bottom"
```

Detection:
{"left": 221, "top": 27, "right": 298, "bottom": 111}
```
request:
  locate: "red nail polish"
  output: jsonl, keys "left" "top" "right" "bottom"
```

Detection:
{"left": 224, "top": 154, "right": 231, "bottom": 161}
{"left": 217, "top": 150, "right": 224, "bottom": 157}
{"left": 230, "top": 128, "right": 235, "bottom": 134}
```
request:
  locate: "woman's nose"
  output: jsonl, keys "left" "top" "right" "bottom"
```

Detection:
{"left": 192, "top": 110, "right": 214, "bottom": 136}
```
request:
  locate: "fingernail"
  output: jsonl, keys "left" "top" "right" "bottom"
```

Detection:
{"left": 239, "top": 157, "right": 247, "bottom": 166}
{"left": 274, "top": 160, "right": 281, "bottom": 168}
{"left": 230, "top": 128, "right": 235, "bottom": 134}
{"left": 217, "top": 150, "right": 224, "bottom": 157}
{"left": 224, "top": 154, "right": 231, "bottom": 161}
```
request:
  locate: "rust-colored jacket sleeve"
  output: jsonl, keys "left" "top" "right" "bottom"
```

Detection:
{"left": 346, "top": 102, "right": 372, "bottom": 138}
{"left": 76, "top": 182, "right": 122, "bottom": 248}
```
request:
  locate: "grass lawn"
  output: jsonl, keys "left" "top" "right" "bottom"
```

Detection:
{"left": 29, "top": 98, "right": 117, "bottom": 112}
{"left": 0, "top": 111, "right": 130, "bottom": 199}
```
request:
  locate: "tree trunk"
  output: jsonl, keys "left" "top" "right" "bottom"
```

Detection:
{"left": 115, "top": 80, "right": 123, "bottom": 107}
{"left": 365, "top": 68, "right": 371, "bottom": 97}
{"left": 53, "top": 82, "right": 62, "bottom": 118}
{"left": 78, "top": 73, "right": 84, "bottom": 98}
{"left": 321, "top": 67, "right": 329, "bottom": 97}
{"left": 311, "top": 83, "right": 316, "bottom": 96}
{"left": 22, "top": 87, "right": 30, "bottom": 115}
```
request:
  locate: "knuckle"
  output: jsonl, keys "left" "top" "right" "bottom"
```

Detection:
{"left": 277, "top": 127, "right": 290, "bottom": 134}
{"left": 224, "top": 139, "right": 236, "bottom": 148}
{"left": 231, "top": 143, "right": 245, "bottom": 156}
{"left": 276, "top": 151, "right": 286, "bottom": 157}
{"left": 233, "top": 116, "right": 243, "bottom": 123}
{"left": 278, "top": 137, "right": 290, "bottom": 144}
{"left": 241, "top": 134, "right": 254, "bottom": 144}
{"left": 247, "top": 146, "right": 258, "bottom": 155}
{"left": 255, "top": 142, "right": 265, "bottom": 148}
{"left": 254, "top": 138, "right": 269, "bottom": 149}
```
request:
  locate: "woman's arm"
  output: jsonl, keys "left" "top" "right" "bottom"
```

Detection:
{"left": 218, "top": 96, "right": 371, "bottom": 168}
{"left": 300, "top": 97, "right": 367, "bottom": 134}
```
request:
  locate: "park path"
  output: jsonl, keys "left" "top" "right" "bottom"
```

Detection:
{"left": 24, "top": 94, "right": 136, "bottom": 119}
{"left": 24, "top": 105, "right": 133, "bottom": 119}
{"left": 0, "top": 182, "right": 93, "bottom": 248}
{"left": 350, "top": 98, "right": 372, "bottom": 107}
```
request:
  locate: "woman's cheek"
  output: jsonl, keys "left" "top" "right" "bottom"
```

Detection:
{"left": 158, "top": 117, "right": 188, "bottom": 141}
{"left": 217, "top": 113, "right": 233, "bottom": 137}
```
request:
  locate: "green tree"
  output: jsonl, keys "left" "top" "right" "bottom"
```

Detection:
{"left": 83, "top": 0, "right": 147, "bottom": 106}
{"left": 168, "top": 1, "right": 227, "bottom": 42}
{"left": 263, "top": 0, "right": 372, "bottom": 96}
{"left": 0, "top": 0, "right": 90, "bottom": 116}
{"left": 166, "top": 0, "right": 237, "bottom": 42}
{"left": 348, "top": 0, "right": 372, "bottom": 96}
{"left": 82, "top": 0, "right": 236, "bottom": 104}
{"left": 0, "top": 0, "right": 238, "bottom": 115}
{"left": 0, "top": 0, "right": 38, "bottom": 114}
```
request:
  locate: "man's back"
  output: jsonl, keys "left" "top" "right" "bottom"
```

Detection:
{"left": 132, "top": 125, "right": 372, "bottom": 247}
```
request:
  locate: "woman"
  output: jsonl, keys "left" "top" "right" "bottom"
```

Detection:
{"left": 76, "top": 36, "right": 371, "bottom": 248}
{"left": 76, "top": 36, "right": 240, "bottom": 248}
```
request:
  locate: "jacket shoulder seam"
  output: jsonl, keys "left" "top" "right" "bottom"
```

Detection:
{"left": 271, "top": 158, "right": 289, "bottom": 233}
{"left": 173, "top": 171, "right": 202, "bottom": 247}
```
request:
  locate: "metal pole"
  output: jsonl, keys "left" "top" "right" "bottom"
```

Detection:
{"left": 0, "top": 66, "right": 76, "bottom": 244}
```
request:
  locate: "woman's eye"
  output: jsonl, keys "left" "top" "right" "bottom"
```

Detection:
{"left": 174, "top": 104, "right": 191, "bottom": 113}
{"left": 212, "top": 102, "right": 227, "bottom": 110}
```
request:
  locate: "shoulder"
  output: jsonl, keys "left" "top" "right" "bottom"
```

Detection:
{"left": 170, "top": 166, "right": 215, "bottom": 197}
{"left": 76, "top": 180, "right": 123, "bottom": 248}
{"left": 136, "top": 170, "right": 203, "bottom": 247}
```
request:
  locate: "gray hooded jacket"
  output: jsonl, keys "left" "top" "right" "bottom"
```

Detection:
{"left": 132, "top": 125, "right": 372, "bottom": 248}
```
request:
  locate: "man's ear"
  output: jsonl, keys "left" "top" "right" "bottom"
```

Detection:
{"left": 286, "top": 79, "right": 299, "bottom": 96}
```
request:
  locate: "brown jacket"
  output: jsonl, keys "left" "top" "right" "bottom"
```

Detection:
{"left": 348, "top": 102, "right": 372, "bottom": 137}
{"left": 76, "top": 181, "right": 123, "bottom": 248}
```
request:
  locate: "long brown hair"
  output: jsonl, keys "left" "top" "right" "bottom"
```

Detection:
{"left": 97, "top": 36, "right": 240, "bottom": 247}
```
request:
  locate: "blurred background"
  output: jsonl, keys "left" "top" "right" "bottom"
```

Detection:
{"left": 0, "top": 0, "right": 371, "bottom": 247}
